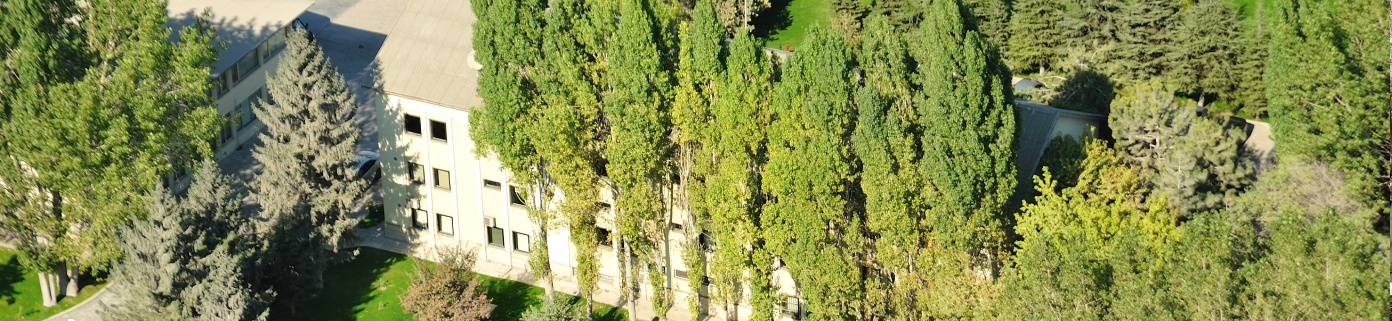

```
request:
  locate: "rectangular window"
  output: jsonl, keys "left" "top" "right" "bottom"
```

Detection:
{"left": 430, "top": 120, "right": 448, "bottom": 141}
{"left": 784, "top": 297, "right": 802, "bottom": 319}
{"left": 437, "top": 214, "right": 454, "bottom": 235}
{"left": 238, "top": 89, "right": 261, "bottom": 129}
{"left": 263, "top": 28, "right": 287, "bottom": 59}
{"left": 483, "top": 179, "right": 502, "bottom": 189}
{"left": 234, "top": 48, "right": 261, "bottom": 84}
{"left": 670, "top": 222, "right": 684, "bottom": 231}
{"left": 412, "top": 208, "right": 429, "bottom": 229}
{"left": 596, "top": 227, "right": 612, "bottom": 248}
{"left": 409, "top": 163, "right": 426, "bottom": 184}
{"left": 487, "top": 227, "right": 505, "bottom": 247}
{"left": 509, "top": 185, "right": 525, "bottom": 206}
{"left": 674, "top": 269, "right": 688, "bottom": 280}
{"left": 434, "top": 168, "right": 451, "bottom": 190}
{"left": 404, "top": 114, "right": 422, "bottom": 135}
{"left": 220, "top": 113, "right": 236, "bottom": 144}
{"left": 262, "top": 86, "right": 275, "bottom": 107}
{"left": 513, "top": 232, "right": 530, "bottom": 252}
{"left": 699, "top": 232, "right": 715, "bottom": 252}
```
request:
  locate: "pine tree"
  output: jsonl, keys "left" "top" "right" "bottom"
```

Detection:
{"left": 105, "top": 161, "right": 271, "bottom": 320}
{"left": 912, "top": 0, "right": 1017, "bottom": 291}
{"left": 963, "top": 0, "right": 1012, "bottom": 51}
{"left": 1047, "top": 68, "right": 1116, "bottom": 114}
{"left": 764, "top": 26, "right": 864, "bottom": 320}
{"left": 1006, "top": 0, "right": 1064, "bottom": 73}
{"left": 0, "top": 0, "right": 221, "bottom": 306}
{"left": 1231, "top": 17, "right": 1269, "bottom": 117}
{"left": 1057, "top": 0, "right": 1116, "bottom": 56}
{"left": 1110, "top": 80, "right": 1252, "bottom": 214}
{"left": 252, "top": 28, "right": 364, "bottom": 313}
{"left": 1263, "top": 0, "right": 1390, "bottom": 210}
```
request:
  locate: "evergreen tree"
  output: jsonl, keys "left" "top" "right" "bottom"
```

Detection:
{"left": 105, "top": 161, "right": 271, "bottom": 320}
{"left": 1263, "top": 0, "right": 1390, "bottom": 210}
{"left": 1047, "top": 67, "right": 1115, "bottom": 114}
{"left": 1103, "top": 0, "right": 1178, "bottom": 84}
{"left": 911, "top": 0, "right": 1017, "bottom": 297}
{"left": 252, "top": 29, "right": 364, "bottom": 313}
{"left": 1006, "top": 0, "right": 1064, "bottom": 73}
{"left": 963, "top": 0, "right": 1012, "bottom": 51}
{"left": 1241, "top": 211, "right": 1390, "bottom": 319}
{"left": 1231, "top": 18, "right": 1269, "bottom": 117}
{"left": 1109, "top": 80, "right": 1251, "bottom": 214}
{"left": 764, "top": 26, "right": 864, "bottom": 320}
{"left": 1165, "top": 0, "right": 1241, "bottom": 102}
{"left": 0, "top": 0, "right": 221, "bottom": 306}
{"left": 1056, "top": 0, "right": 1116, "bottom": 61}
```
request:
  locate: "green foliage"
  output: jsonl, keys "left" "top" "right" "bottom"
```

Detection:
{"left": 520, "top": 294, "right": 588, "bottom": 321}
{"left": 400, "top": 246, "right": 492, "bottom": 321}
{"left": 1037, "top": 134, "right": 1088, "bottom": 190}
{"left": 1047, "top": 68, "right": 1115, "bottom": 114}
{"left": 252, "top": 29, "right": 364, "bottom": 311}
{"left": 1166, "top": 0, "right": 1241, "bottom": 100}
{"left": 1262, "top": 0, "right": 1390, "bottom": 211}
{"left": 964, "top": 0, "right": 1012, "bottom": 50}
{"left": 1231, "top": 19, "right": 1269, "bottom": 117}
{"left": 105, "top": 162, "right": 271, "bottom": 320}
{"left": 1240, "top": 211, "right": 1390, "bottom": 319}
{"left": 913, "top": 0, "right": 1017, "bottom": 274}
{"left": 1103, "top": 0, "right": 1179, "bottom": 84}
{"left": 765, "top": 26, "right": 863, "bottom": 320}
{"left": 1006, "top": 0, "right": 1064, "bottom": 72}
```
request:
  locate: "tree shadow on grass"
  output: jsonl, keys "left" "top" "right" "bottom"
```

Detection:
{"left": 270, "top": 248, "right": 405, "bottom": 320}
{"left": 750, "top": 0, "right": 794, "bottom": 38}
{"left": 476, "top": 274, "right": 628, "bottom": 321}
{"left": 0, "top": 256, "right": 23, "bottom": 305}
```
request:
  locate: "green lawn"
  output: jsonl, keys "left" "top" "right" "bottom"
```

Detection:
{"left": 0, "top": 248, "right": 108, "bottom": 320}
{"left": 754, "top": 0, "right": 831, "bottom": 51}
{"left": 272, "top": 247, "right": 627, "bottom": 321}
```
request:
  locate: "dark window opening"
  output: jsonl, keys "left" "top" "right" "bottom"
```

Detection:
{"left": 596, "top": 227, "right": 612, "bottom": 248}
{"left": 409, "top": 163, "right": 425, "bottom": 184}
{"left": 699, "top": 232, "right": 715, "bottom": 252}
{"left": 487, "top": 226, "right": 505, "bottom": 247}
{"left": 405, "top": 114, "right": 422, "bottom": 135}
{"left": 483, "top": 179, "right": 502, "bottom": 189}
{"left": 412, "top": 208, "right": 428, "bottom": 229}
{"left": 509, "top": 185, "right": 526, "bottom": 206}
{"left": 430, "top": 120, "right": 447, "bottom": 141}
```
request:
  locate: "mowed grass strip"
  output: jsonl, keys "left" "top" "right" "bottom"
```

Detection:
{"left": 756, "top": 0, "right": 831, "bottom": 51}
{"left": 0, "top": 248, "right": 108, "bottom": 320}
{"left": 273, "top": 247, "right": 628, "bottom": 321}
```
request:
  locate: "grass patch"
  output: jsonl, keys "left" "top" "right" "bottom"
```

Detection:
{"left": 272, "top": 247, "right": 627, "bottom": 321}
{"left": 753, "top": 0, "right": 831, "bottom": 51}
{"left": 0, "top": 248, "right": 108, "bottom": 320}
{"left": 358, "top": 201, "right": 385, "bottom": 229}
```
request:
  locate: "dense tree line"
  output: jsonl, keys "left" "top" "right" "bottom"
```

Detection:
{"left": 472, "top": 0, "right": 1389, "bottom": 320}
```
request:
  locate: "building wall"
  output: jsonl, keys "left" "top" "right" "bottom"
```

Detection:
{"left": 375, "top": 93, "right": 802, "bottom": 320}
{"left": 212, "top": 26, "right": 291, "bottom": 158}
{"left": 1050, "top": 114, "right": 1101, "bottom": 143}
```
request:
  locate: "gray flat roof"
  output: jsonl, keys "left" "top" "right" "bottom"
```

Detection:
{"left": 167, "top": 0, "right": 314, "bottom": 74}
{"left": 372, "top": 0, "right": 480, "bottom": 111}
{"left": 1010, "top": 100, "right": 1106, "bottom": 205}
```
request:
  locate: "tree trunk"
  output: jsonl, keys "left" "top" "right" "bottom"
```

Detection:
{"left": 623, "top": 240, "right": 637, "bottom": 321}
{"left": 587, "top": 298, "right": 595, "bottom": 321}
{"left": 38, "top": 271, "right": 54, "bottom": 307}
{"left": 64, "top": 263, "right": 79, "bottom": 297}
{"left": 56, "top": 263, "right": 69, "bottom": 297}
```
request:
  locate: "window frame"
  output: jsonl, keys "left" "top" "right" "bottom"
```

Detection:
{"left": 487, "top": 226, "right": 506, "bottom": 248}
{"left": 437, "top": 214, "right": 454, "bottom": 235}
{"left": 483, "top": 179, "right": 502, "bottom": 189}
{"left": 513, "top": 232, "right": 530, "bottom": 253}
{"left": 596, "top": 227, "right": 613, "bottom": 248}
{"left": 412, "top": 208, "right": 429, "bottom": 229}
{"left": 404, "top": 114, "right": 423, "bottom": 135}
{"left": 509, "top": 185, "right": 526, "bottom": 206}
{"left": 429, "top": 120, "right": 448, "bottom": 141}
{"left": 433, "top": 168, "right": 451, "bottom": 190}
{"left": 408, "top": 162, "right": 426, "bottom": 184}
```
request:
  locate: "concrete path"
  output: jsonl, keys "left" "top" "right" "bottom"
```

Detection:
{"left": 1244, "top": 120, "right": 1276, "bottom": 172}
{"left": 41, "top": 285, "right": 121, "bottom": 321}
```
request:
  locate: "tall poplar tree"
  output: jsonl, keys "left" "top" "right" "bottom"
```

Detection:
{"left": 853, "top": 15, "right": 930, "bottom": 320}
{"left": 764, "top": 26, "right": 865, "bottom": 320}
{"left": 670, "top": 0, "right": 724, "bottom": 315}
{"left": 252, "top": 29, "right": 364, "bottom": 313}
{"left": 0, "top": 0, "right": 221, "bottom": 306}
{"left": 912, "top": 0, "right": 1017, "bottom": 281}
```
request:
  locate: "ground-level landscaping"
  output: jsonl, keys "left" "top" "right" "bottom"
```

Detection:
{"left": 0, "top": 248, "right": 108, "bottom": 320}
{"left": 754, "top": 0, "right": 830, "bottom": 50}
{"left": 270, "top": 247, "right": 628, "bottom": 321}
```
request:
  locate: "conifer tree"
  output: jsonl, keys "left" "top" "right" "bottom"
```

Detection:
{"left": 1165, "top": 0, "right": 1240, "bottom": 102}
{"left": 963, "top": 0, "right": 1012, "bottom": 50}
{"left": 1057, "top": 0, "right": 1116, "bottom": 51}
{"left": 1263, "top": 0, "right": 1390, "bottom": 210}
{"left": 0, "top": 0, "right": 221, "bottom": 306}
{"left": 251, "top": 29, "right": 364, "bottom": 313}
{"left": 912, "top": 0, "right": 1017, "bottom": 289}
{"left": 1232, "top": 18, "right": 1269, "bottom": 117}
{"left": 1104, "top": 0, "right": 1179, "bottom": 84}
{"left": 105, "top": 161, "right": 271, "bottom": 320}
{"left": 764, "top": 26, "right": 865, "bottom": 320}
{"left": 1006, "top": 0, "right": 1064, "bottom": 73}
